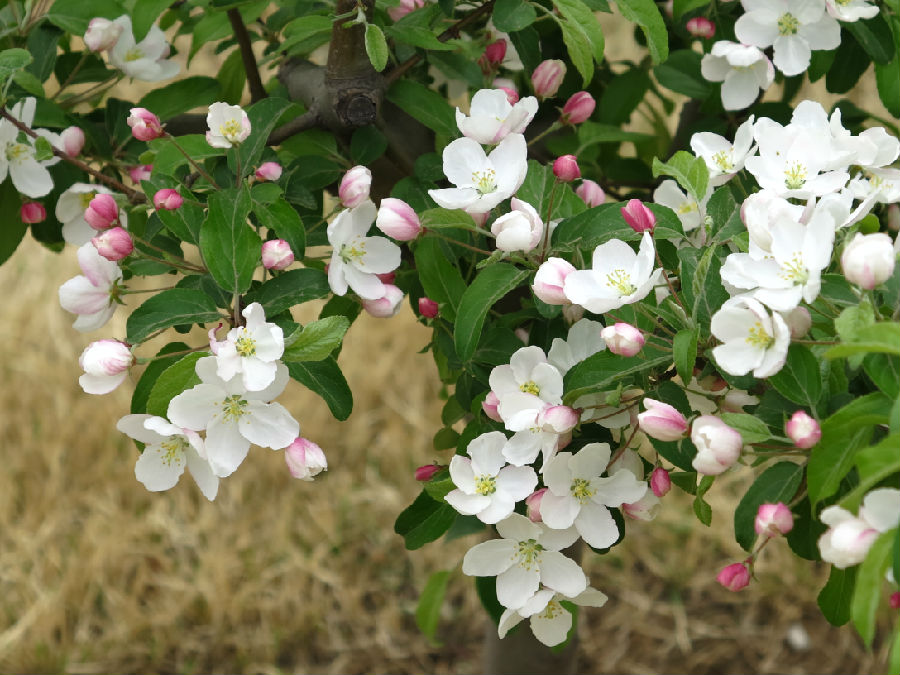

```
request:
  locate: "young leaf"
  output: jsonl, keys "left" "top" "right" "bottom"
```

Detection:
{"left": 414, "top": 237, "right": 467, "bottom": 322}
{"left": 557, "top": 17, "right": 594, "bottom": 86}
{"left": 145, "top": 353, "right": 205, "bottom": 418}
{"left": 416, "top": 571, "right": 451, "bottom": 645}
{"left": 553, "top": 0, "right": 605, "bottom": 64}
{"left": 126, "top": 288, "right": 222, "bottom": 344}
{"left": 851, "top": 531, "right": 894, "bottom": 647}
{"left": 365, "top": 23, "right": 389, "bottom": 72}
{"left": 615, "top": 0, "right": 668, "bottom": 64}
{"left": 282, "top": 316, "right": 350, "bottom": 362}
{"left": 131, "top": 342, "right": 192, "bottom": 414}
{"left": 719, "top": 413, "right": 771, "bottom": 445}
{"left": 673, "top": 328, "right": 698, "bottom": 384}
{"left": 235, "top": 98, "right": 294, "bottom": 177}
{"left": 733, "top": 462, "right": 803, "bottom": 551}
{"left": 137, "top": 77, "right": 222, "bottom": 121}
{"left": 652, "top": 151, "right": 709, "bottom": 204}
{"left": 394, "top": 490, "right": 457, "bottom": 550}
{"left": 818, "top": 566, "right": 856, "bottom": 627}
{"left": 200, "top": 187, "right": 260, "bottom": 294}
{"left": 768, "top": 344, "right": 823, "bottom": 411}
{"left": 252, "top": 199, "right": 306, "bottom": 260}
{"left": 286, "top": 358, "right": 353, "bottom": 420}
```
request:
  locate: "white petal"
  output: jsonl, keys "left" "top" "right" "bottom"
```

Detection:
{"left": 462, "top": 539, "right": 517, "bottom": 576}
{"left": 185, "top": 446, "right": 219, "bottom": 501}
{"left": 496, "top": 466, "right": 538, "bottom": 502}
{"left": 166, "top": 383, "right": 222, "bottom": 430}
{"left": 477, "top": 493, "right": 516, "bottom": 524}
{"left": 468, "top": 431, "right": 508, "bottom": 476}
{"left": 539, "top": 550, "right": 587, "bottom": 597}
{"left": 497, "top": 563, "right": 541, "bottom": 610}
{"left": 116, "top": 414, "right": 165, "bottom": 445}
{"left": 860, "top": 488, "right": 900, "bottom": 532}
{"left": 574, "top": 501, "right": 620, "bottom": 549}
{"left": 529, "top": 603, "right": 573, "bottom": 647}
{"left": 134, "top": 442, "right": 185, "bottom": 491}
{"left": 240, "top": 401, "right": 300, "bottom": 449}
{"left": 446, "top": 489, "right": 492, "bottom": 515}
{"left": 540, "top": 492, "right": 580, "bottom": 530}
{"left": 569, "top": 443, "right": 611, "bottom": 479}
{"left": 205, "top": 418, "right": 251, "bottom": 477}
{"left": 496, "top": 513, "right": 542, "bottom": 541}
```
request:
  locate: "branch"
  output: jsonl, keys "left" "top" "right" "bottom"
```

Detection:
{"left": 268, "top": 111, "right": 320, "bottom": 146}
{"left": 0, "top": 107, "right": 146, "bottom": 204}
{"left": 227, "top": 8, "right": 267, "bottom": 104}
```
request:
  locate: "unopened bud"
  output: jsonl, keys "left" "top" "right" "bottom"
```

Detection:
{"left": 561, "top": 91, "right": 596, "bottom": 125}
{"left": 537, "top": 405, "right": 579, "bottom": 433}
{"left": 84, "top": 193, "right": 119, "bottom": 230}
{"left": 841, "top": 232, "right": 895, "bottom": 290}
{"left": 415, "top": 463, "right": 442, "bottom": 481}
{"left": 638, "top": 398, "right": 688, "bottom": 442}
{"left": 482, "top": 391, "right": 503, "bottom": 423}
{"left": 418, "top": 297, "right": 439, "bottom": 318}
{"left": 376, "top": 198, "right": 423, "bottom": 241}
{"left": 754, "top": 502, "right": 794, "bottom": 537}
{"left": 261, "top": 239, "right": 294, "bottom": 270}
{"left": 361, "top": 284, "right": 404, "bottom": 318}
{"left": 686, "top": 16, "right": 715, "bottom": 38}
{"left": 785, "top": 410, "right": 821, "bottom": 449}
{"left": 339, "top": 165, "right": 372, "bottom": 209}
{"left": 650, "top": 467, "right": 671, "bottom": 497}
{"left": 483, "top": 39, "right": 507, "bottom": 66}
{"left": 493, "top": 78, "right": 519, "bottom": 104}
{"left": 532, "top": 59, "right": 566, "bottom": 98}
{"left": 782, "top": 306, "right": 811, "bottom": 339}
{"left": 78, "top": 339, "right": 133, "bottom": 394}
{"left": 890, "top": 592, "right": 900, "bottom": 610}
{"left": 576, "top": 179, "right": 605, "bottom": 208}
{"left": 285, "top": 437, "right": 328, "bottom": 481}
{"left": 128, "top": 107, "right": 164, "bottom": 142}
{"left": 691, "top": 415, "right": 742, "bottom": 475}
{"left": 533, "top": 257, "right": 576, "bottom": 305}
{"left": 526, "top": 488, "right": 547, "bottom": 522}
{"left": 716, "top": 562, "right": 750, "bottom": 591}
{"left": 91, "top": 226, "right": 133, "bottom": 261}
{"left": 128, "top": 165, "right": 152, "bottom": 183}
{"left": 553, "top": 155, "right": 580, "bottom": 182}
{"left": 20, "top": 202, "right": 46, "bottom": 223}
{"left": 153, "top": 188, "right": 183, "bottom": 211}
{"left": 255, "top": 161, "right": 282, "bottom": 181}
{"left": 621, "top": 199, "right": 656, "bottom": 233}
{"left": 376, "top": 271, "right": 396, "bottom": 284}
{"left": 84, "top": 17, "right": 123, "bottom": 52}
{"left": 60, "top": 126, "right": 85, "bottom": 156}
{"left": 601, "top": 322, "right": 645, "bottom": 357}
{"left": 887, "top": 204, "right": 900, "bottom": 232}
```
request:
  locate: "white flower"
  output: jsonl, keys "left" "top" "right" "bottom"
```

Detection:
{"left": 491, "top": 198, "right": 544, "bottom": 252}
{"left": 848, "top": 168, "right": 900, "bottom": 205}
{"left": 710, "top": 295, "right": 791, "bottom": 377}
{"left": 740, "top": 190, "right": 805, "bottom": 259}
{"left": 107, "top": 16, "right": 179, "bottom": 82}
{"left": 691, "top": 415, "right": 743, "bottom": 475}
{"left": 547, "top": 319, "right": 605, "bottom": 375}
{"left": 498, "top": 586, "right": 608, "bottom": 646}
{"left": 327, "top": 201, "right": 401, "bottom": 300}
{"left": 446, "top": 431, "right": 538, "bottom": 524}
{"left": 58, "top": 242, "right": 123, "bottom": 332}
{"left": 540, "top": 443, "right": 647, "bottom": 548}
{"left": 824, "top": 0, "right": 879, "bottom": 22}
{"left": 210, "top": 302, "right": 284, "bottom": 391}
{"left": 735, "top": 0, "right": 841, "bottom": 76}
{"left": 563, "top": 232, "right": 663, "bottom": 314}
{"left": 56, "top": 183, "right": 128, "bottom": 246}
{"left": 690, "top": 117, "right": 756, "bottom": 187}
{"left": 117, "top": 414, "right": 218, "bottom": 501}
{"left": 819, "top": 488, "right": 900, "bottom": 568}
{"left": 503, "top": 405, "right": 579, "bottom": 468}
{"left": 0, "top": 98, "right": 53, "bottom": 198}
{"left": 456, "top": 89, "right": 539, "bottom": 145}
{"left": 462, "top": 513, "right": 587, "bottom": 610}
{"left": 653, "top": 180, "right": 708, "bottom": 233}
{"left": 429, "top": 134, "right": 528, "bottom": 215}
{"left": 167, "top": 357, "right": 299, "bottom": 478}
{"left": 206, "top": 101, "right": 251, "bottom": 148}
{"left": 700, "top": 41, "right": 774, "bottom": 110}
{"left": 489, "top": 346, "right": 564, "bottom": 431}
{"left": 79, "top": 339, "right": 133, "bottom": 394}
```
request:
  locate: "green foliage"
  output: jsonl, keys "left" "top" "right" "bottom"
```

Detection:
{"left": 200, "top": 187, "right": 260, "bottom": 294}
{"left": 126, "top": 289, "right": 222, "bottom": 344}
{"left": 415, "top": 571, "right": 451, "bottom": 645}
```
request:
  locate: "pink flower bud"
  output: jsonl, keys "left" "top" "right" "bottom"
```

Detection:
{"left": 376, "top": 198, "right": 423, "bottom": 240}
{"left": 91, "top": 226, "right": 133, "bottom": 261}
{"left": 415, "top": 463, "right": 442, "bottom": 481}
{"left": 339, "top": 165, "right": 372, "bottom": 209}
{"left": 361, "top": 284, "right": 404, "bottom": 318}
{"left": 127, "top": 108, "right": 164, "bottom": 142}
{"left": 418, "top": 297, "right": 439, "bottom": 318}
{"left": 638, "top": 398, "right": 688, "bottom": 442}
{"left": 650, "top": 467, "right": 671, "bottom": 497}
{"left": 686, "top": 16, "right": 716, "bottom": 38}
{"left": 576, "top": 179, "right": 605, "bottom": 208}
{"left": 890, "top": 592, "right": 900, "bottom": 610}
{"left": 716, "top": 562, "right": 750, "bottom": 591}
{"left": 623, "top": 492, "right": 661, "bottom": 521}
{"left": 482, "top": 391, "right": 503, "bottom": 423}
{"left": 601, "top": 322, "right": 645, "bottom": 357}
{"left": 561, "top": 91, "right": 596, "bottom": 125}
{"left": 20, "top": 202, "right": 46, "bottom": 223}
{"left": 493, "top": 78, "right": 519, "bottom": 104}
{"left": 261, "top": 239, "right": 294, "bottom": 270}
{"left": 285, "top": 437, "right": 328, "bottom": 481}
{"left": 84, "top": 193, "right": 119, "bottom": 230}
{"left": 483, "top": 39, "right": 507, "bottom": 66}
{"left": 388, "top": 0, "right": 424, "bottom": 21}
{"left": 755, "top": 502, "right": 794, "bottom": 537}
{"left": 255, "top": 161, "right": 283, "bottom": 181}
{"left": 526, "top": 488, "right": 547, "bottom": 523}
{"left": 782, "top": 306, "right": 811, "bottom": 339}
{"left": 532, "top": 59, "right": 566, "bottom": 98}
{"left": 376, "top": 271, "right": 396, "bottom": 284}
{"left": 785, "top": 410, "right": 821, "bottom": 449}
{"left": 553, "top": 155, "right": 580, "bottom": 182}
{"left": 60, "top": 126, "right": 85, "bottom": 157}
{"left": 533, "top": 257, "right": 576, "bottom": 305}
{"left": 84, "top": 17, "right": 123, "bottom": 52}
{"left": 78, "top": 339, "right": 133, "bottom": 394}
{"left": 841, "top": 232, "right": 895, "bottom": 290}
{"left": 128, "top": 165, "right": 153, "bottom": 183}
{"left": 621, "top": 199, "right": 656, "bottom": 233}
{"left": 153, "top": 188, "right": 183, "bottom": 211}
{"left": 691, "top": 415, "right": 743, "bottom": 475}
{"left": 537, "top": 405, "right": 579, "bottom": 433}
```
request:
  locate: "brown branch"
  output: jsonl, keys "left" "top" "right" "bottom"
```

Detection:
{"left": 227, "top": 8, "right": 267, "bottom": 104}
{"left": 267, "top": 111, "right": 320, "bottom": 146}
{"left": 0, "top": 107, "right": 146, "bottom": 204}
{"left": 385, "top": 0, "right": 496, "bottom": 85}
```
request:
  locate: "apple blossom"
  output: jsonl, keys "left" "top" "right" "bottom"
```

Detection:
{"left": 700, "top": 41, "right": 774, "bottom": 110}
{"left": 818, "top": 488, "right": 900, "bottom": 568}
{"left": 782, "top": 306, "right": 811, "bottom": 339}
{"left": 153, "top": 188, "right": 183, "bottom": 211}
{"left": 690, "top": 117, "right": 756, "bottom": 187}
{"left": 620, "top": 199, "right": 656, "bottom": 234}
{"left": 482, "top": 391, "right": 503, "bottom": 423}
{"left": 388, "top": 0, "right": 424, "bottom": 21}
{"left": 841, "top": 232, "right": 895, "bottom": 290}
{"left": 498, "top": 586, "right": 608, "bottom": 647}
{"left": 691, "top": 415, "right": 743, "bottom": 475}
{"left": 576, "top": 180, "right": 605, "bottom": 208}
{"left": 650, "top": 467, "right": 671, "bottom": 498}
{"left": 600, "top": 322, "right": 645, "bottom": 357}
{"left": 255, "top": 162, "right": 282, "bottom": 182}
{"left": 376, "top": 198, "right": 422, "bottom": 241}
{"left": 0, "top": 99, "right": 53, "bottom": 198}
{"left": 84, "top": 193, "right": 119, "bottom": 230}
{"left": 491, "top": 198, "right": 544, "bottom": 252}
{"left": 79, "top": 339, "right": 133, "bottom": 394}
{"left": 532, "top": 60, "right": 566, "bottom": 98}
{"left": 327, "top": 201, "right": 402, "bottom": 299}
{"left": 686, "top": 16, "right": 715, "bottom": 38}
{"left": 561, "top": 92, "right": 595, "bottom": 125}
{"left": 118, "top": 414, "right": 218, "bottom": 501}
{"left": 638, "top": 399, "right": 688, "bottom": 442}
{"left": 418, "top": 297, "right": 439, "bottom": 318}
{"left": 553, "top": 155, "right": 580, "bottom": 182}
{"left": 501, "top": 403, "right": 578, "bottom": 468}
{"left": 84, "top": 17, "right": 123, "bottom": 52}
{"left": 526, "top": 488, "right": 547, "bottom": 522}
{"left": 824, "top": 0, "right": 879, "bottom": 21}
{"left": 429, "top": 133, "right": 528, "bottom": 215}
{"left": 740, "top": 190, "right": 805, "bottom": 259}
{"left": 128, "top": 108, "right": 163, "bottom": 141}
{"left": 339, "top": 165, "right": 372, "bottom": 209}
{"left": 717, "top": 562, "right": 751, "bottom": 591}
{"left": 261, "top": 239, "right": 294, "bottom": 270}
{"left": 489, "top": 346, "right": 564, "bottom": 431}
{"left": 785, "top": 410, "right": 821, "bottom": 449}
{"left": 361, "top": 284, "right": 405, "bottom": 318}
{"left": 209, "top": 302, "right": 284, "bottom": 391}
{"left": 20, "top": 202, "right": 46, "bottom": 223}
{"left": 462, "top": 513, "right": 587, "bottom": 610}
{"left": 128, "top": 165, "right": 153, "bottom": 183}
{"left": 284, "top": 437, "right": 328, "bottom": 481}
{"left": 755, "top": 502, "right": 794, "bottom": 537}
{"left": 445, "top": 431, "right": 537, "bottom": 524}
{"left": 57, "top": 184, "right": 128, "bottom": 245}
{"left": 547, "top": 318, "right": 606, "bottom": 375}
{"left": 59, "top": 126, "right": 85, "bottom": 156}
{"left": 653, "top": 180, "right": 706, "bottom": 233}
{"left": 415, "top": 464, "right": 442, "bottom": 482}
{"left": 92, "top": 226, "right": 133, "bottom": 261}
{"left": 533, "top": 258, "right": 576, "bottom": 305}
{"left": 58, "top": 242, "right": 123, "bottom": 332}
{"left": 455, "top": 89, "right": 539, "bottom": 146}
{"left": 206, "top": 102, "right": 251, "bottom": 148}
{"left": 710, "top": 296, "right": 791, "bottom": 377}
{"left": 108, "top": 16, "right": 180, "bottom": 81}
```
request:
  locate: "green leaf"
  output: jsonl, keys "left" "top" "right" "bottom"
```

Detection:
{"left": 494, "top": 0, "right": 537, "bottom": 31}
{"left": 126, "top": 288, "right": 222, "bottom": 344}
{"left": 0, "top": 48, "right": 33, "bottom": 89}
{"left": 131, "top": 342, "right": 191, "bottom": 414}
{"left": 394, "top": 490, "right": 457, "bottom": 550}
{"left": 365, "top": 23, "right": 389, "bottom": 72}
{"left": 416, "top": 571, "right": 451, "bottom": 645}
{"left": 137, "top": 77, "right": 221, "bottom": 121}
{"left": 818, "top": 566, "right": 856, "bottom": 627}
{"left": 826, "top": 31, "right": 869, "bottom": 94}
{"left": 153, "top": 194, "right": 203, "bottom": 245}
{"left": 281, "top": 15, "right": 333, "bottom": 56}
{"left": 557, "top": 17, "right": 594, "bottom": 86}
{"left": 253, "top": 198, "right": 305, "bottom": 260}
{"left": 839, "top": 434, "right": 900, "bottom": 512}
{"left": 653, "top": 50, "right": 710, "bottom": 98}
{"left": 576, "top": 121, "right": 653, "bottom": 149}
{"left": 693, "top": 495, "right": 712, "bottom": 525}
{"left": 834, "top": 300, "right": 876, "bottom": 343}
{"left": 149, "top": 135, "right": 223, "bottom": 175}
{"left": 553, "top": 0, "right": 605, "bottom": 64}
{"left": 846, "top": 14, "right": 895, "bottom": 65}
{"left": 200, "top": 187, "right": 259, "bottom": 294}
{"left": 45, "top": 0, "right": 123, "bottom": 33}
{"left": 0, "top": 180, "right": 25, "bottom": 266}
{"left": 386, "top": 5, "right": 457, "bottom": 51}
{"left": 719, "top": 413, "right": 772, "bottom": 445}
{"left": 673, "top": 328, "right": 698, "bottom": 385}
{"left": 733, "top": 462, "right": 803, "bottom": 551}
{"left": 517, "top": 160, "right": 584, "bottom": 221}
{"left": 386, "top": 79, "right": 457, "bottom": 138}
{"left": 563, "top": 345, "right": 672, "bottom": 404}
{"left": 615, "top": 0, "right": 668, "bottom": 63}
{"left": 673, "top": 0, "right": 710, "bottom": 19}
{"left": 419, "top": 209, "right": 478, "bottom": 231}
{"left": 768, "top": 344, "right": 822, "bottom": 410}
{"left": 12, "top": 69, "right": 43, "bottom": 96}
{"left": 131, "top": 0, "right": 171, "bottom": 41}
{"left": 218, "top": 48, "right": 247, "bottom": 105}
{"left": 351, "top": 125, "right": 388, "bottom": 165}
{"left": 851, "top": 531, "right": 894, "bottom": 647}
{"left": 243, "top": 268, "right": 330, "bottom": 317}
{"left": 433, "top": 427, "right": 460, "bottom": 450}
{"left": 145, "top": 353, "right": 205, "bottom": 418}
{"left": 235, "top": 98, "right": 294, "bottom": 178}
{"left": 283, "top": 316, "right": 350, "bottom": 362}
{"left": 454, "top": 264, "right": 531, "bottom": 361}
{"left": 286, "top": 358, "right": 353, "bottom": 420}
{"left": 863, "top": 352, "right": 900, "bottom": 399}
{"left": 876, "top": 56, "right": 900, "bottom": 118}
{"left": 686, "top": 245, "right": 728, "bottom": 330}
{"left": 414, "top": 237, "right": 468, "bottom": 322}
{"left": 652, "top": 151, "right": 709, "bottom": 203}
{"left": 826, "top": 323, "right": 900, "bottom": 358}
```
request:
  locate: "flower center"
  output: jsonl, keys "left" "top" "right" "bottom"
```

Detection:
{"left": 780, "top": 252, "right": 809, "bottom": 285}
{"left": 339, "top": 238, "right": 366, "bottom": 264}
{"left": 677, "top": 200, "right": 698, "bottom": 215}
{"left": 745, "top": 321, "right": 774, "bottom": 348}
{"left": 514, "top": 538, "right": 545, "bottom": 570}
{"left": 520, "top": 380, "right": 541, "bottom": 396}
{"left": 538, "top": 599, "right": 565, "bottom": 620}
{"left": 472, "top": 168, "right": 497, "bottom": 195}
{"left": 6, "top": 142, "right": 31, "bottom": 163}
{"left": 605, "top": 269, "right": 637, "bottom": 296}
{"left": 124, "top": 47, "right": 144, "bottom": 62}
{"left": 777, "top": 12, "right": 799, "bottom": 36}
{"left": 220, "top": 119, "right": 243, "bottom": 141}
{"left": 712, "top": 150, "right": 733, "bottom": 172}
{"left": 474, "top": 474, "right": 497, "bottom": 496}
{"left": 784, "top": 162, "right": 807, "bottom": 190}
{"left": 79, "top": 191, "right": 98, "bottom": 209}
{"left": 570, "top": 477, "right": 595, "bottom": 504}
{"left": 220, "top": 394, "right": 248, "bottom": 422}
{"left": 158, "top": 438, "right": 186, "bottom": 466}
{"left": 235, "top": 333, "right": 257, "bottom": 357}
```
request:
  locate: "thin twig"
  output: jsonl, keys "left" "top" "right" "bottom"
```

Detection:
{"left": 268, "top": 111, "right": 319, "bottom": 145}
{"left": 227, "top": 8, "right": 267, "bottom": 103}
